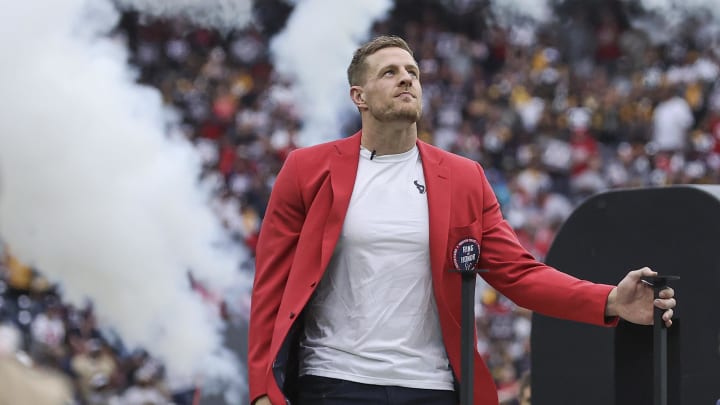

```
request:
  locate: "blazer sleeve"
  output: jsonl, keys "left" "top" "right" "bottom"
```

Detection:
{"left": 248, "top": 151, "right": 306, "bottom": 402}
{"left": 475, "top": 163, "right": 617, "bottom": 327}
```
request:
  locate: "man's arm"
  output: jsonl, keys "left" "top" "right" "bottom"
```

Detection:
{"left": 474, "top": 163, "right": 676, "bottom": 327}
{"left": 475, "top": 163, "right": 616, "bottom": 326}
{"left": 248, "top": 152, "right": 306, "bottom": 404}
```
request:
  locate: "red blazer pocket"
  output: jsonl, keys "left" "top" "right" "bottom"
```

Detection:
{"left": 447, "top": 218, "right": 482, "bottom": 272}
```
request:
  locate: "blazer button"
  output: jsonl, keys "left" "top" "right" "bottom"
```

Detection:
{"left": 289, "top": 312, "right": 296, "bottom": 319}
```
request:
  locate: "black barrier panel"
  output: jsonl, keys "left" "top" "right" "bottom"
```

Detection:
{"left": 531, "top": 185, "right": 720, "bottom": 405}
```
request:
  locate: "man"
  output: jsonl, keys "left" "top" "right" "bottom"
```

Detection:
{"left": 518, "top": 372, "right": 531, "bottom": 405}
{"left": 0, "top": 322, "right": 74, "bottom": 405}
{"left": 248, "top": 35, "right": 676, "bottom": 405}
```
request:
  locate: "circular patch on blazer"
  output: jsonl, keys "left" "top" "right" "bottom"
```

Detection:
{"left": 452, "top": 238, "right": 480, "bottom": 273}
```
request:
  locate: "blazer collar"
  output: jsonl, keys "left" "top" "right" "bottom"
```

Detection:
{"left": 322, "top": 132, "right": 362, "bottom": 268}
{"left": 328, "top": 131, "right": 362, "bottom": 202}
{"left": 417, "top": 141, "right": 451, "bottom": 283}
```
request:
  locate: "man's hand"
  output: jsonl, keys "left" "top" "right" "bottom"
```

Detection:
{"left": 253, "top": 395, "right": 272, "bottom": 405}
{"left": 605, "top": 267, "right": 676, "bottom": 327}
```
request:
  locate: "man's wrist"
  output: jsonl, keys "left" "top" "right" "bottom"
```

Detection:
{"left": 252, "top": 395, "right": 271, "bottom": 405}
{"left": 605, "top": 287, "right": 619, "bottom": 318}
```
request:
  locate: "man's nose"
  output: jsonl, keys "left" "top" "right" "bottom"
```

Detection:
{"left": 398, "top": 69, "right": 413, "bottom": 86}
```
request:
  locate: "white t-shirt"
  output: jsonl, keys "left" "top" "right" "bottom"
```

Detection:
{"left": 299, "top": 145, "right": 454, "bottom": 390}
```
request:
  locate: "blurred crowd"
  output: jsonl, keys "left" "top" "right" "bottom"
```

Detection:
{"left": 0, "top": 244, "right": 189, "bottom": 404}
{"left": 3, "top": 0, "right": 720, "bottom": 404}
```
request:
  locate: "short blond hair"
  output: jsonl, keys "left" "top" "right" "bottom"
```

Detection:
{"left": 347, "top": 35, "right": 414, "bottom": 86}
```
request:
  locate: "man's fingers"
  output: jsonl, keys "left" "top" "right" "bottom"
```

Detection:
{"left": 659, "top": 287, "right": 674, "bottom": 299}
{"left": 654, "top": 298, "right": 676, "bottom": 310}
{"left": 631, "top": 267, "right": 656, "bottom": 281}
{"left": 662, "top": 309, "right": 674, "bottom": 327}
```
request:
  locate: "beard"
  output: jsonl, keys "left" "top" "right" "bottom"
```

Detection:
{"left": 371, "top": 98, "right": 423, "bottom": 123}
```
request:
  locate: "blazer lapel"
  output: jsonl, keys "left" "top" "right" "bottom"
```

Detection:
{"left": 418, "top": 142, "right": 451, "bottom": 290}
{"left": 321, "top": 132, "right": 362, "bottom": 269}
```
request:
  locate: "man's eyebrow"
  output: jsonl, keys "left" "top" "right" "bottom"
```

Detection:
{"left": 377, "top": 63, "right": 420, "bottom": 73}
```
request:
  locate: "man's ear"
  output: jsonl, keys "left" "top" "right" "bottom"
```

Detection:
{"left": 350, "top": 86, "right": 365, "bottom": 107}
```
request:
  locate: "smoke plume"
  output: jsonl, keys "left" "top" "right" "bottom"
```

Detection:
{"left": 270, "top": 0, "right": 393, "bottom": 146}
{"left": 489, "top": 0, "right": 552, "bottom": 25}
{"left": 115, "top": 0, "right": 254, "bottom": 31}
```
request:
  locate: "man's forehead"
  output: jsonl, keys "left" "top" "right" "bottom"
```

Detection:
{"left": 367, "top": 47, "right": 417, "bottom": 69}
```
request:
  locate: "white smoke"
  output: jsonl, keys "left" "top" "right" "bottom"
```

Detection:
{"left": 0, "top": 0, "right": 253, "bottom": 402}
{"left": 636, "top": 0, "right": 719, "bottom": 37}
{"left": 639, "top": 0, "right": 715, "bottom": 16}
{"left": 489, "top": 0, "right": 552, "bottom": 24}
{"left": 481, "top": 0, "right": 552, "bottom": 47}
{"left": 270, "top": 0, "right": 393, "bottom": 146}
{"left": 115, "top": 0, "right": 254, "bottom": 31}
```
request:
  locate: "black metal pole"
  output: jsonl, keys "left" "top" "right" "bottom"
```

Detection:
{"left": 641, "top": 275, "right": 679, "bottom": 405}
{"left": 653, "top": 286, "right": 667, "bottom": 405}
{"left": 451, "top": 238, "right": 487, "bottom": 405}
{"left": 460, "top": 273, "right": 475, "bottom": 405}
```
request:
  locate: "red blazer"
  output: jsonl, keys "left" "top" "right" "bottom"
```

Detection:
{"left": 248, "top": 131, "right": 616, "bottom": 405}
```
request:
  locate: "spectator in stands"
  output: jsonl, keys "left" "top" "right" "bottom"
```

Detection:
{"left": 2, "top": 249, "right": 33, "bottom": 300}
{"left": 29, "top": 298, "right": 66, "bottom": 367}
{"left": 651, "top": 85, "right": 694, "bottom": 153}
{"left": 518, "top": 371, "right": 531, "bottom": 405}
{"left": 71, "top": 338, "right": 118, "bottom": 401}
{"left": 0, "top": 319, "right": 74, "bottom": 405}
{"left": 119, "top": 361, "right": 173, "bottom": 405}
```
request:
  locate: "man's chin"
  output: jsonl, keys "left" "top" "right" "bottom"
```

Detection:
{"left": 382, "top": 109, "right": 422, "bottom": 123}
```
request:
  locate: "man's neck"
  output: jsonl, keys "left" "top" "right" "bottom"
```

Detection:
{"left": 360, "top": 121, "right": 418, "bottom": 157}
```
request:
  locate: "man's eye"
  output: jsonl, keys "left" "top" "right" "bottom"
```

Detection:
{"left": 384, "top": 70, "right": 394, "bottom": 76}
